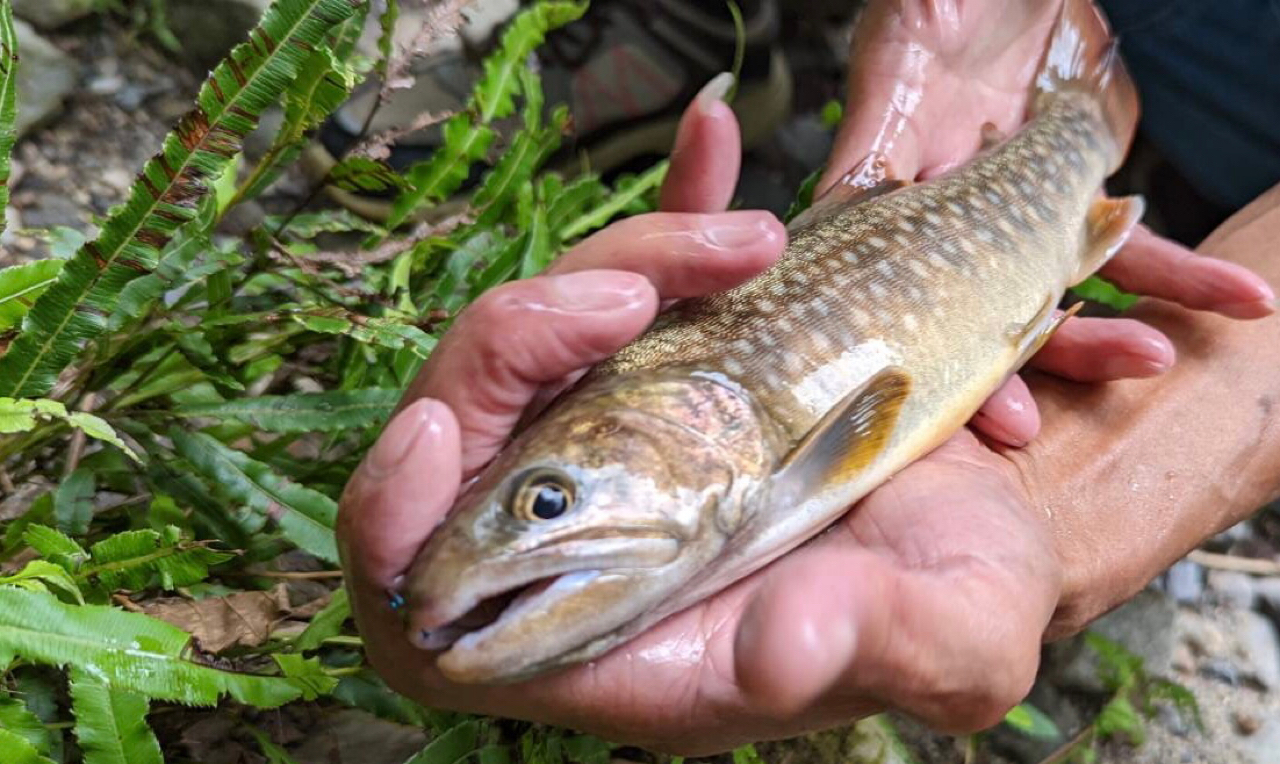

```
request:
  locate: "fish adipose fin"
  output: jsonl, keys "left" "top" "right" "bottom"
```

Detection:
{"left": 775, "top": 367, "right": 911, "bottom": 495}
{"left": 1073, "top": 195, "right": 1145, "bottom": 283}
{"left": 792, "top": 153, "right": 910, "bottom": 229}
{"left": 1033, "top": 0, "right": 1139, "bottom": 172}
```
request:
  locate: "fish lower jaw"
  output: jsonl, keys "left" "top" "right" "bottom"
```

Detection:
{"left": 410, "top": 570, "right": 602, "bottom": 666}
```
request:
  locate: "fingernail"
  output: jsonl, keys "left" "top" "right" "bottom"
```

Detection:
{"left": 365, "top": 400, "right": 436, "bottom": 480}
{"left": 696, "top": 72, "right": 735, "bottom": 113}
{"left": 704, "top": 212, "right": 782, "bottom": 249}
{"left": 548, "top": 270, "right": 650, "bottom": 313}
{"left": 1102, "top": 355, "right": 1169, "bottom": 379}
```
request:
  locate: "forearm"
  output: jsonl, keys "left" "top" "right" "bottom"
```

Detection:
{"left": 1017, "top": 183, "right": 1280, "bottom": 639}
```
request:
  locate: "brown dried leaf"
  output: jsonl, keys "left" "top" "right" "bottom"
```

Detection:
{"left": 140, "top": 585, "right": 290, "bottom": 653}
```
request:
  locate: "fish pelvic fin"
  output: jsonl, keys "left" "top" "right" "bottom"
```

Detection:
{"left": 1033, "top": 0, "right": 1138, "bottom": 172}
{"left": 792, "top": 153, "right": 910, "bottom": 230}
{"left": 774, "top": 367, "right": 911, "bottom": 497}
{"left": 1073, "top": 195, "right": 1146, "bottom": 283}
{"left": 1009, "top": 298, "right": 1084, "bottom": 370}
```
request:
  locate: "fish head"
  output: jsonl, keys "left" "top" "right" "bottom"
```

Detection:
{"left": 402, "top": 371, "right": 773, "bottom": 683}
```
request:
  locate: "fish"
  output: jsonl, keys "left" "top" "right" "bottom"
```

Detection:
{"left": 400, "top": 0, "right": 1144, "bottom": 684}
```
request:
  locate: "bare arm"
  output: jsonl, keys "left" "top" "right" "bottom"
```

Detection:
{"left": 1020, "top": 183, "right": 1280, "bottom": 638}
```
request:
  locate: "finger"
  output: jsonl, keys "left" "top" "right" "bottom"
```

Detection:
{"left": 1028, "top": 316, "right": 1175, "bottom": 382}
{"left": 544, "top": 211, "right": 785, "bottom": 299}
{"left": 338, "top": 399, "right": 462, "bottom": 593}
{"left": 1102, "top": 225, "right": 1276, "bottom": 319}
{"left": 404, "top": 270, "right": 658, "bottom": 474}
{"left": 660, "top": 73, "right": 742, "bottom": 213}
{"left": 970, "top": 375, "right": 1040, "bottom": 448}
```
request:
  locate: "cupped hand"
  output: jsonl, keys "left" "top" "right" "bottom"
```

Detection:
{"left": 337, "top": 79, "right": 1265, "bottom": 754}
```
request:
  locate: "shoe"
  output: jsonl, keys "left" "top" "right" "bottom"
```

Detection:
{"left": 304, "top": 0, "right": 794, "bottom": 224}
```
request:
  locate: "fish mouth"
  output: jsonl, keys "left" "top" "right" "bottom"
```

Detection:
{"left": 405, "top": 537, "right": 679, "bottom": 664}
{"left": 412, "top": 569, "right": 603, "bottom": 653}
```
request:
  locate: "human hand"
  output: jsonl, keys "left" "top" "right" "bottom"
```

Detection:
{"left": 336, "top": 82, "right": 1252, "bottom": 753}
{"left": 825, "top": 0, "right": 1277, "bottom": 445}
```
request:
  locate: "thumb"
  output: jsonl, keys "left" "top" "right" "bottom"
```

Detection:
{"left": 338, "top": 398, "right": 462, "bottom": 594}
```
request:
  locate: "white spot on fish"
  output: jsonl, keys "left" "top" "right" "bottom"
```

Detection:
{"left": 909, "top": 259, "right": 931, "bottom": 278}
{"left": 731, "top": 339, "right": 754, "bottom": 355}
{"left": 842, "top": 250, "right": 858, "bottom": 264}
{"left": 897, "top": 219, "right": 917, "bottom": 234}
{"left": 894, "top": 233, "right": 912, "bottom": 247}
{"left": 776, "top": 318, "right": 794, "bottom": 332}
{"left": 722, "top": 358, "right": 745, "bottom": 376}
{"left": 928, "top": 251, "right": 950, "bottom": 269}
{"left": 924, "top": 211, "right": 942, "bottom": 226}
{"left": 946, "top": 200, "right": 966, "bottom": 215}
{"left": 876, "top": 260, "right": 894, "bottom": 279}
{"left": 758, "top": 299, "right": 777, "bottom": 313}
{"left": 867, "top": 236, "right": 888, "bottom": 249}
{"left": 769, "top": 281, "right": 788, "bottom": 297}
{"left": 902, "top": 314, "right": 919, "bottom": 331}
{"left": 868, "top": 282, "right": 888, "bottom": 299}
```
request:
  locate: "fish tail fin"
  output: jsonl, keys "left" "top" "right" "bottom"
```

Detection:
{"left": 1033, "top": 0, "right": 1138, "bottom": 172}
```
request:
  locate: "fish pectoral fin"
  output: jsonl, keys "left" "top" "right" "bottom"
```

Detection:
{"left": 774, "top": 367, "right": 911, "bottom": 498}
{"left": 791, "top": 152, "right": 910, "bottom": 229}
{"left": 1074, "top": 195, "right": 1146, "bottom": 283}
{"left": 1007, "top": 296, "right": 1084, "bottom": 369}
{"left": 980, "top": 122, "right": 1007, "bottom": 150}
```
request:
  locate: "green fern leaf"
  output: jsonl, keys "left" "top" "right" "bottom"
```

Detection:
{"left": 292, "top": 587, "right": 349, "bottom": 652}
{"left": 173, "top": 389, "right": 399, "bottom": 433}
{"left": 0, "top": 696, "right": 51, "bottom": 755}
{"left": 171, "top": 431, "right": 338, "bottom": 563}
{"left": 291, "top": 311, "right": 437, "bottom": 358}
{"left": 251, "top": 728, "right": 302, "bottom": 764}
{"left": 384, "top": 1, "right": 586, "bottom": 230}
{"left": 0, "top": 0, "right": 18, "bottom": 236}
{"left": 0, "top": 260, "right": 63, "bottom": 332}
{"left": 0, "top": 0, "right": 361, "bottom": 397}
{"left": 70, "top": 669, "right": 164, "bottom": 764}
{"left": 0, "top": 588, "right": 312, "bottom": 707}
{"left": 0, "top": 559, "right": 84, "bottom": 603}
{"left": 330, "top": 157, "right": 408, "bottom": 193}
{"left": 23, "top": 524, "right": 88, "bottom": 567}
{"left": 0, "top": 398, "right": 141, "bottom": 461}
{"left": 54, "top": 468, "right": 95, "bottom": 535}
{"left": 558, "top": 161, "right": 669, "bottom": 241}
{"left": 272, "top": 653, "right": 338, "bottom": 699}
{"left": 405, "top": 720, "right": 482, "bottom": 764}
{"left": 80, "top": 529, "right": 233, "bottom": 594}
{"left": 0, "top": 728, "right": 56, "bottom": 764}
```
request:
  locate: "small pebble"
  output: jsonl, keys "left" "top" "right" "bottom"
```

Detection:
{"left": 1235, "top": 710, "right": 1262, "bottom": 736}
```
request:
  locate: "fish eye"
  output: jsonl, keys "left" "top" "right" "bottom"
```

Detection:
{"left": 511, "top": 470, "right": 576, "bottom": 522}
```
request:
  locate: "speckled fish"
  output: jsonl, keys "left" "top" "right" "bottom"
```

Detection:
{"left": 402, "top": 0, "right": 1144, "bottom": 684}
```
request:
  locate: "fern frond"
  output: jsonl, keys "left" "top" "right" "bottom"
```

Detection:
{"left": 70, "top": 669, "right": 164, "bottom": 764}
{"left": 171, "top": 431, "right": 338, "bottom": 563}
{"left": 0, "top": 587, "right": 309, "bottom": 707}
{"left": 172, "top": 389, "right": 399, "bottom": 433}
{"left": 0, "top": 0, "right": 18, "bottom": 236}
{"left": 0, "top": 397, "right": 140, "bottom": 461}
{"left": 384, "top": 1, "right": 587, "bottom": 230}
{"left": 0, "top": 260, "right": 63, "bottom": 332}
{"left": 0, "top": 0, "right": 361, "bottom": 397}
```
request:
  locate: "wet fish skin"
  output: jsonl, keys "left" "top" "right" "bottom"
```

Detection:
{"left": 402, "top": 2, "right": 1142, "bottom": 684}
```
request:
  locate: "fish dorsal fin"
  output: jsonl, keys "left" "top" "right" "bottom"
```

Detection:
{"left": 791, "top": 153, "right": 910, "bottom": 229}
{"left": 773, "top": 367, "right": 911, "bottom": 500}
{"left": 1073, "top": 195, "right": 1145, "bottom": 283}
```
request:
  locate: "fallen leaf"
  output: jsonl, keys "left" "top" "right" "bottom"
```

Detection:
{"left": 141, "top": 585, "right": 290, "bottom": 653}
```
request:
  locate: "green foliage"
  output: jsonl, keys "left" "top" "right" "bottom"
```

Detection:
{"left": 0, "top": 0, "right": 681, "bottom": 758}
{"left": 1071, "top": 275, "right": 1139, "bottom": 311}
{"left": 0, "top": 0, "right": 16, "bottom": 236}
{"left": 70, "top": 669, "right": 165, "bottom": 764}
{"left": 1004, "top": 703, "right": 1062, "bottom": 740}
{"left": 0, "top": 0, "right": 361, "bottom": 397}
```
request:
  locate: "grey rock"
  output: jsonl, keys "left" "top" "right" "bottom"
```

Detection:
{"left": 1165, "top": 558, "right": 1205, "bottom": 605}
{"left": 12, "top": 0, "right": 94, "bottom": 30}
{"left": 1200, "top": 658, "right": 1242, "bottom": 686}
{"left": 1208, "top": 570, "right": 1257, "bottom": 609}
{"left": 163, "top": 0, "right": 271, "bottom": 72}
{"left": 14, "top": 20, "right": 78, "bottom": 138}
{"left": 1213, "top": 519, "right": 1257, "bottom": 548}
{"left": 1156, "top": 701, "right": 1192, "bottom": 737}
{"left": 1045, "top": 589, "right": 1177, "bottom": 693}
{"left": 1239, "top": 610, "right": 1280, "bottom": 690}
